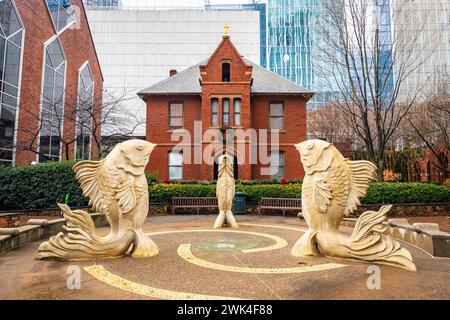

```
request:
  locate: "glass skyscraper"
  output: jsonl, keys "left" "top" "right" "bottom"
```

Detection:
{"left": 267, "top": 0, "right": 334, "bottom": 110}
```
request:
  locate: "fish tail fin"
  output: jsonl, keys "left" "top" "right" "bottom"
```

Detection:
{"left": 35, "top": 204, "right": 134, "bottom": 261}
{"left": 345, "top": 205, "right": 416, "bottom": 271}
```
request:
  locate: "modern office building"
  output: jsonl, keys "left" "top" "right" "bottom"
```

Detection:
{"left": 390, "top": 0, "right": 450, "bottom": 100}
{"left": 0, "top": 0, "right": 103, "bottom": 166}
{"left": 85, "top": 7, "right": 261, "bottom": 137}
{"left": 266, "top": 0, "right": 449, "bottom": 109}
{"left": 266, "top": 0, "right": 338, "bottom": 110}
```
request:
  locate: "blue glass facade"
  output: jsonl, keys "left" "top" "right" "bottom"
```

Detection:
{"left": 267, "top": 0, "right": 396, "bottom": 110}
{"left": 267, "top": 0, "right": 333, "bottom": 110}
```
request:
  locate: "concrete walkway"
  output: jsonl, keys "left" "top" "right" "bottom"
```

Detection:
{"left": 0, "top": 215, "right": 448, "bottom": 300}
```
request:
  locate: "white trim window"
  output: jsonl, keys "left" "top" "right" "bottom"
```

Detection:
{"left": 45, "top": 0, "right": 75, "bottom": 34}
{"left": 38, "top": 37, "right": 66, "bottom": 163}
{"left": 0, "top": 0, "right": 24, "bottom": 166}
{"left": 168, "top": 151, "right": 183, "bottom": 180}
{"left": 234, "top": 98, "right": 241, "bottom": 126}
{"left": 75, "top": 63, "right": 94, "bottom": 161}
{"left": 269, "top": 151, "right": 285, "bottom": 179}
{"left": 269, "top": 102, "right": 284, "bottom": 130}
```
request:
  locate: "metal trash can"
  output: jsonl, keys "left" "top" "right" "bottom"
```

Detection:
{"left": 233, "top": 192, "right": 247, "bottom": 214}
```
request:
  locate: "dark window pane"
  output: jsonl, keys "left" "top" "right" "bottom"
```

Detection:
{"left": 0, "top": 149, "right": 12, "bottom": 161}
{"left": 0, "top": 36, "right": 5, "bottom": 81}
{"left": 43, "top": 66, "right": 55, "bottom": 100}
{"left": 4, "top": 40, "right": 20, "bottom": 86}
{"left": 50, "top": 135, "right": 60, "bottom": 157}
{"left": 222, "top": 63, "right": 230, "bottom": 82}
{"left": 0, "top": 103, "right": 15, "bottom": 121}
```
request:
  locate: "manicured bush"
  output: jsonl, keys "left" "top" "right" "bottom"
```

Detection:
{"left": 362, "top": 183, "right": 450, "bottom": 204}
{"left": 148, "top": 183, "right": 302, "bottom": 204}
{"left": 0, "top": 161, "right": 87, "bottom": 211}
{"left": 1, "top": 161, "right": 448, "bottom": 211}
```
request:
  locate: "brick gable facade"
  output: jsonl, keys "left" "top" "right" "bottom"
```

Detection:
{"left": 140, "top": 35, "right": 313, "bottom": 181}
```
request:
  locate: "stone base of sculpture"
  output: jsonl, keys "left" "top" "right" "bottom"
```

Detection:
{"left": 214, "top": 154, "right": 238, "bottom": 229}
{"left": 292, "top": 205, "right": 416, "bottom": 271}
{"left": 36, "top": 140, "right": 159, "bottom": 261}
{"left": 293, "top": 140, "right": 416, "bottom": 272}
{"left": 36, "top": 204, "right": 159, "bottom": 261}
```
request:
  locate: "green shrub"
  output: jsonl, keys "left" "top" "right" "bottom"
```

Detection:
{"left": 0, "top": 161, "right": 87, "bottom": 211}
{"left": 1, "top": 161, "right": 448, "bottom": 210}
{"left": 148, "top": 183, "right": 302, "bottom": 204}
{"left": 362, "top": 183, "right": 450, "bottom": 204}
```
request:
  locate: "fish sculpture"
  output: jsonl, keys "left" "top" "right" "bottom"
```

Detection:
{"left": 36, "top": 140, "right": 159, "bottom": 261}
{"left": 293, "top": 140, "right": 416, "bottom": 271}
{"left": 214, "top": 153, "right": 238, "bottom": 228}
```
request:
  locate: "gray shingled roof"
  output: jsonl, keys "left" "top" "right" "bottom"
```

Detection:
{"left": 138, "top": 59, "right": 314, "bottom": 97}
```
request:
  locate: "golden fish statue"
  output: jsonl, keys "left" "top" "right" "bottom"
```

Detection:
{"left": 214, "top": 153, "right": 238, "bottom": 228}
{"left": 293, "top": 140, "right": 416, "bottom": 271}
{"left": 36, "top": 140, "right": 159, "bottom": 261}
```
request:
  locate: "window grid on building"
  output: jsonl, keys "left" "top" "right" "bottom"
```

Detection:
{"left": 270, "top": 151, "right": 285, "bottom": 179}
{"left": 75, "top": 63, "right": 94, "bottom": 161}
{"left": 169, "top": 102, "right": 183, "bottom": 129}
{"left": 269, "top": 102, "right": 284, "bottom": 130}
{"left": 45, "top": 0, "right": 75, "bottom": 34}
{"left": 168, "top": 151, "right": 183, "bottom": 180}
{"left": 222, "top": 98, "right": 230, "bottom": 126}
{"left": 234, "top": 98, "right": 241, "bottom": 126}
{"left": 0, "top": 0, "right": 23, "bottom": 166}
{"left": 38, "top": 37, "right": 66, "bottom": 163}
{"left": 211, "top": 98, "right": 218, "bottom": 126}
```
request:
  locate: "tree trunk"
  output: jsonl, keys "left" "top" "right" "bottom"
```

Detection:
{"left": 377, "top": 158, "right": 384, "bottom": 182}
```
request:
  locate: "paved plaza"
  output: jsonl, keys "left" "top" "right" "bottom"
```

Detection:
{"left": 0, "top": 215, "right": 449, "bottom": 300}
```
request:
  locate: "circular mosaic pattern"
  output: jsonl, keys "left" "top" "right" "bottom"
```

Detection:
{"left": 83, "top": 223, "right": 347, "bottom": 300}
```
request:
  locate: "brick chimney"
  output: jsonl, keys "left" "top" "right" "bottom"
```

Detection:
{"left": 170, "top": 69, "right": 177, "bottom": 77}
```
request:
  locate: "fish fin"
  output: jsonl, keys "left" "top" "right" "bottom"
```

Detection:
{"left": 313, "top": 177, "right": 332, "bottom": 213}
{"left": 73, "top": 160, "right": 104, "bottom": 213}
{"left": 345, "top": 160, "right": 377, "bottom": 215}
{"left": 116, "top": 178, "right": 136, "bottom": 214}
{"left": 344, "top": 205, "right": 416, "bottom": 271}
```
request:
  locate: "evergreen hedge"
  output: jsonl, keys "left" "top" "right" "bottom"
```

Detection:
{"left": 0, "top": 161, "right": 448, "bottom": 211}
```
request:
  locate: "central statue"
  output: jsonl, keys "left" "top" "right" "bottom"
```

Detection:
{"left": 214, "top": 153, "right": 238, "bottom": 228}
{"left": 36, "top": 140, "right": 159, "bottom": 261}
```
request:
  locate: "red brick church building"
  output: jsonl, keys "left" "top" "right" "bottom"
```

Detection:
{"left": 139, "top": 34, "right": 313, "bottom": 181}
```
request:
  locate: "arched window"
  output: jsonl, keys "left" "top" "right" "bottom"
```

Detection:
{"left": 75, "top": 63, "right": 94, "bottom": 160}
{"left": 0, "top": 0, "right": 24, "bottom": 166}
{"left": 45, "top": 0, "right": 75, "bottom": 34}
{"left": 39, "top": 37, "right": 66, "bottom": 163}
{"left": 222, "top": 62, "right": 230, "bottom": 82}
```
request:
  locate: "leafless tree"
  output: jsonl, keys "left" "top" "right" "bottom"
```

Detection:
{"left": 407, "top": 68, "right": 450, "bottom": 181}
{"left": 16, "top": 87, "right": 144, "bottom": 161}
{"left": 314, "top": 0, "right": 429, "bottom": 180}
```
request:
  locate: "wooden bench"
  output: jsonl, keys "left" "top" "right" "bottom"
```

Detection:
{"left": 171, "top": 197, "right": 218, "bottom": 215}
{"left": 257, "top": 198, "right": 302, "bottom": 216}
